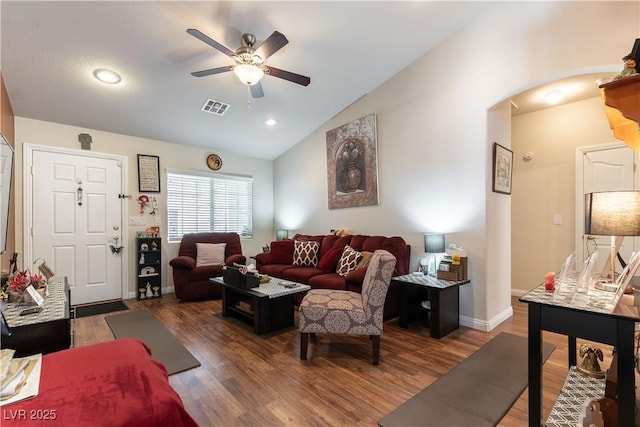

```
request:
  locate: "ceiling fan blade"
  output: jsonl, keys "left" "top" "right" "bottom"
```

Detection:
{"left": 254, "top": 31, "right": 289, "bottom": 61}
{"left": 250, "top": 82, "right": 264, "bottom": 99}
{"left": 191, "top": 65, "right": 233, "bottom": 77}
{"left": 187, "top": 28, "right": 236, "bottom": 57}
{"left": 265, "top": 66, "right": 310, "bottom": 86}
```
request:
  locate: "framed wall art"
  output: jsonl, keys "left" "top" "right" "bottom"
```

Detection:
{"left": 326, "top": 113, "right": 379, "bottom": 209}
{"left": 137, "top": 154, "right": 160, "bottom": 193}
{"left": 492, "top": 142, "right": 513, "bottom": 195}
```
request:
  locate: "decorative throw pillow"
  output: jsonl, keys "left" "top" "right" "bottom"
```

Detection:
{"left": 195, "top": 243, "right": 226, "bottom": 267}
{"left": 268, "top": 240, "right": 295, "bottom": 264}
{"left": 293, "top": 240, "right": 320, "bottom": 267}
{"left": 336, "top": 245, "right": 362, "bottom": 277}
{"left": 317, "top": 247, "right": 343, "bottom": 273}
{"left": 355, "top": 251, "right": 374, "bottom": 269}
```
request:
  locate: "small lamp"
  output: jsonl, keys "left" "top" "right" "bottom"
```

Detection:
{"left": 423, "top": 233, "right": 446, "bottom": 276}
{"left": 584, "top": 191, "right": 640, "bottom": 283}
{"left": 276, "top": 229, "right": 289, "bottom": 241}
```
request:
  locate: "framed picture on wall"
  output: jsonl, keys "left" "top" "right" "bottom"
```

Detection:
{"left": 137, "top": 154, "right": 160, "bottom": 193}
{"left": 492, "top": 143, "right": 513, "bottom": 195}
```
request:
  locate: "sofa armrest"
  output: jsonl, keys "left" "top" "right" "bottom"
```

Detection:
{"left": 225, "top": 254, "right": 246, "bottom": 266}
{"left": 169, "top": 256, "right": 196, "bottom": 270}
{"left": 254, "top": 251, "right": 271, "bottom": 269}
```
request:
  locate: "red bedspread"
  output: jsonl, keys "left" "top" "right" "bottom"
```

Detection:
{"left": 2, "top": 339, "right": 199, "bottom": 426}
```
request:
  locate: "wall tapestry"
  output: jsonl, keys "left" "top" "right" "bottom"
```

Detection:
{"left": 326, "top": 113, "right": 379, "bottom": 209}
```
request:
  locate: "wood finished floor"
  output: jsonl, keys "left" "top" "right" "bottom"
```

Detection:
{"left": 74, "top": 295, "right": 631, "bottom": 426}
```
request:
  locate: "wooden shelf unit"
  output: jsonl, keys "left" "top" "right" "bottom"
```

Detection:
{"left": 136, "top": 237, "right": 162, "bottom": 300}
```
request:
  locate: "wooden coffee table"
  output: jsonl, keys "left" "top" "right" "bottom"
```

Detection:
{"left": 209, "top": 277, "right": 310, "bottom": 334}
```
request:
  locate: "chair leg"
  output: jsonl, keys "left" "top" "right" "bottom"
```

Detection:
{"left": 300, "top": 332, "right": 309, "bottom": 360}
{"left": 310, "top": 332, "right": 316, "bottom": 342}
{"left": 372, "top": 335, "right": 380, "bottom": 365}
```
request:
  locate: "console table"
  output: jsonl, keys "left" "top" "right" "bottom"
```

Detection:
{"left": 519, "top": 283, "right": 638, "bottom": 426}
{"left": 1, "top": 277, "right": 72, "bottom": 357}
{"left": 392, "top": 273, "right": 470, "bottom": 338}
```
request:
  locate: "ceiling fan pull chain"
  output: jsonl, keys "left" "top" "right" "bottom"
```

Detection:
{"left": 247, "top": 85, "right": 252, "bottom": 109}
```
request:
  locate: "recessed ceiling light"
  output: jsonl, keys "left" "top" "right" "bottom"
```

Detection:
{"left": 544, "top": 89, "right": 566, "bottom": 104}
{"left": 93, "top": 68, "right": 121, "bottom": 84}
{"left": 265, "top": 118, "right": 277, "bottom": 126}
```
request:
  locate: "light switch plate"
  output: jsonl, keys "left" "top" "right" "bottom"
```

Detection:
{"left": 154, "top": 217, "right": 161, "bottom": 226}
{"left": 129, "top": 216, "right": 146, "bottom": 226}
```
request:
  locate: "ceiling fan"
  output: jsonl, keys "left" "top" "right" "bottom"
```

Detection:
{"left": 187, "top": 28, "right": 311, "bottom": 99}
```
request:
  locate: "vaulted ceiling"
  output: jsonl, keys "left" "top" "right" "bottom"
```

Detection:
{"left": 2, "top": 1, "right": 499, "bottom": 159}
{"left": 2, "top": 2, "right": 610, "bottom": 160}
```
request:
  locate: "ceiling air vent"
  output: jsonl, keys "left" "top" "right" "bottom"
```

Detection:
{"left": 201, "top": 99, "right": 230, "bottom": 116}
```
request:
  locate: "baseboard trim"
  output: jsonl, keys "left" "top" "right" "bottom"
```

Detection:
{"left": 460, "top": 305, "right": 513, "bottom": 332}
{"left": 511, "top": 288, "right": 529, "bottom": 297}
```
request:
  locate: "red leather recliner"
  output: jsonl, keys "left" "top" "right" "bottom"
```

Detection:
{"left": 170, "top": 232, "right": 246, "bottom": 300}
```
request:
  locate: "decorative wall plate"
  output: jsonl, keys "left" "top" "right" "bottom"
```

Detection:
{"left": 207, "top": 153, "right": 222, "bottom": 171}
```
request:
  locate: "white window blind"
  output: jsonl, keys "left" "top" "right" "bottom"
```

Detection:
{"left": 167, "top": 170, "right": 253, "bottom": 242}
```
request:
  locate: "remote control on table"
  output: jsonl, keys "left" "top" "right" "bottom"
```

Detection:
{"left": 19, "top": 306, "right": 43, "bottom": 316}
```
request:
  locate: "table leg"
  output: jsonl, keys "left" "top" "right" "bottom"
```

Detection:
{"left": 616, "top": 319, "right": 635, "bottom": 426}
{"left": 567, "top": 336, "right": 577, "bottom": 366}
{"left": 528, "top": 303, "right": 543, "bottom": 427}
{"left": 430, "top": 287, "right": 460, "bottom": 339}
{"left": 398, "top": 282, "right": 409, "bottom": 328}
{"left": 221, "top": 287, "right": 230, "bottom": 317}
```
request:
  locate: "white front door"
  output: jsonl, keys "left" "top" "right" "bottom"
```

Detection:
{"left": 577, "top": 143, "right": 639, "bottom": 273}
{"left": 29, "top": 147, "right": 125, "bottom": 305}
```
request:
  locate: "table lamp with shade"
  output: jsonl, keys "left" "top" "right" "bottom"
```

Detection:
{"left": 584, "top": 191, "right": 640, "bottom": 285}
{"left": 422, "top": 233, "right": 446, "bottom": 276}
{"left": 276, "top": 229, "right": 289, "bottom": 241}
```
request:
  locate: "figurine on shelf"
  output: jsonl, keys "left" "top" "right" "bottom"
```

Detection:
{"left": 139, "top": 287, "right": 146, "bottom": 299}
{"left": 139, "top": 253, "right": 145, "bottom": 264}
{"left": 151, "top": 241, "right": 158, "bottom": 251}
{"left": 145, "top": 282, "right": 153, "bottom": 298}
{"left": 613, "top": 53, "right": 638, "bottom": 80}
{"left": 152, "top": 286, "right": 160, "bottom": 297}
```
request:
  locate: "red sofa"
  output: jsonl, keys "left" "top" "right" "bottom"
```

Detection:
{"left": 255, "top": 234, "right": 410, "bottom": 319}
{"left": 170, "top": 232, "right": 246, "bottom": 300}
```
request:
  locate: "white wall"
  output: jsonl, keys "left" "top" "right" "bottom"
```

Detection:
{"left": 511, "top": 96, "right": 628, "bottom": 295}
{"left": 14, "top": 117, "right": 274, "bottom": 297}
{"left": 273, "top": 2, "right": 639, "bottom": 329}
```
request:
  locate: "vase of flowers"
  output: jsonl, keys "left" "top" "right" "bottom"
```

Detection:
{"left": 7, "top": 270, "right": 46, "bottom": 303}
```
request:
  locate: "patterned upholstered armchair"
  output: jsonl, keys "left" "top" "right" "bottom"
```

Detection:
{"left": 298, "top": 249, "right": 396, "bottom": 365}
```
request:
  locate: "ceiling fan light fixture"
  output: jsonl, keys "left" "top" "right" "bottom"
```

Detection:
{"left": 234, "top": 64, "right": 264, "bottom": 86}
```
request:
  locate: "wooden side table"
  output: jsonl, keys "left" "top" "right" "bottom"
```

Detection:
{"left": 392, "top": 273, "right": 470, "bottom": 339}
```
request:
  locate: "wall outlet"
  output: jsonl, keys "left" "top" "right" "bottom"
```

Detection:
{"left": 129, "top": 216, "right": 146, "bottom": 226}
{"left": 154, "top": 217, "right": 161, "bottom": 226}
{"left": 553, "top": 214, "right": 562, "bottom": 225}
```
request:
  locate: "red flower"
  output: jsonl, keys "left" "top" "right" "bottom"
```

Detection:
{"left": 8, "top": 269, "right": 46, "bottom": 292}
{"left": 9, "top": 271, "right": 27, "bottom": 292}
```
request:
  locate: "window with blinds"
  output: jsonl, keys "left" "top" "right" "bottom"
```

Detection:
{"left": 167, "top": 170, "right": 253, "bottom": 242}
